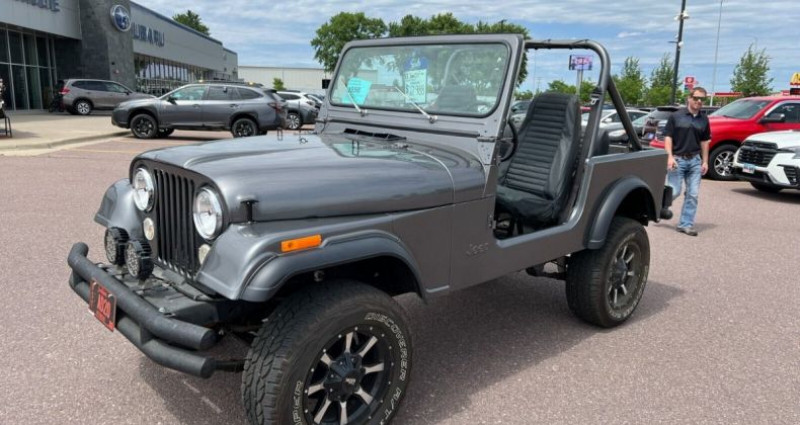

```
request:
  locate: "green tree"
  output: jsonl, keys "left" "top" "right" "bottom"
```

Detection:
{"left": 579, "top": 79, "right": 596, "bottom": 104}
{"left": 730, "top": 44, "right": 773, "bottom": 97}
{"left": 644, "top": 54, "right": 676, "bottom": 106}
{"left": 613, "top": 57, "right": 646, "bottom": 106}
{"left": 310, "top": 12, "right": 387, "bottom": 73}
{"left": 547, "top": 80, "right": 576, "bottom": 94}
{"left": 272, "top": 77, "right": 286, "bottom": 91}
{"left": 172, "top": 10, "right": 209, "bottom": 35}
{"left": 514, "top": 89, "right": 534, "bottom": 100}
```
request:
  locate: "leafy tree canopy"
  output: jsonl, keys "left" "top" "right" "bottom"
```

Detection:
{"left": 613, "top": 57, "right": 646, "bottom": 106}
{"left": 173, "top": 10, "right": 209, "bottom": 35}
{"left": 731, "top": 44, "right": 773, "bottom": 97}
{"left": 272, "top": 77, "right": 286, "bottom": 91}
{"left": 311, "top": 12, "right": 387, "bottom": 73}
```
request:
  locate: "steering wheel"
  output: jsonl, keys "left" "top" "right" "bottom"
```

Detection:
{"left": 498, "top": 121, "right": 519, "bottom": 162}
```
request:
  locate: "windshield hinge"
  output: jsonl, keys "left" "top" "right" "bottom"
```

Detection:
{"left": 476, "top": 136, "right": 497, "bottom": 165}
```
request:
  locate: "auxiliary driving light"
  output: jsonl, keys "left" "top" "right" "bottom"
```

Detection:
{"left": 125, "top": 239, "right": 154, "bottom": 280}
{"left": 104, "top": 227, "right": 129, "bottom": 265}
{"left": 198, "top": 244, "right": 211, "bottom": 265}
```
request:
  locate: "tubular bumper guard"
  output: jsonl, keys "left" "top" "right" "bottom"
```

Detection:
{"left": 67, "top": 242, "right": 220, "bottom": 378}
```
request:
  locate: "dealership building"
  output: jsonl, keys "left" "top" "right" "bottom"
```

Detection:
{"left": 0, "top": 0, "right": 238, "bottom": 110}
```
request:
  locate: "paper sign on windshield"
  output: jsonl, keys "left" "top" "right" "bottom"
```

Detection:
{"left": 346, "top": 77, "right": 371, "bottom": 105}
{"left": 403, "top": 69, "right": 427, "bottom": 104}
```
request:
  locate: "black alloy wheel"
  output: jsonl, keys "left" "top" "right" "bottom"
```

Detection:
{"left": 130, "top": 114, "right": 158, "bottom": 139}
{"left": 566, "top": 217, "right": 650, "bottom": 328}
{"left": 232, "top": 117, "right": 257, "bottom": 138}
{"left": 242, "top": 281, "right": 412, "bottom": 425}
{"left": 287, "top": 112, "right": 302, "bottom": 130}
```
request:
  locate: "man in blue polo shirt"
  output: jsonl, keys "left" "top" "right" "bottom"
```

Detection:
{"left": 663, "top": 87, "right": 712, "bottom": 236}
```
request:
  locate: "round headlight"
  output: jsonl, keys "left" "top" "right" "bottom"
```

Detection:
{"left": 132, "top": 168, "right": 155, "bottom": 211}
{"left": 193, "top": 187, "right": 223, "bottom": 240}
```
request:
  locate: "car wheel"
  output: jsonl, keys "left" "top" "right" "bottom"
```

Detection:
{"left": 232, "top": 117, "right": 258, "bottom": 138}
{"left": 750, "top": 182, "right": 782, "bottom": 193}
{"left": 130, "top": 114, "right": 158, "bottom": 139}
{"left": 242, "top": 280, "right": 412, "bottom": 425}
{"left": 708, "top": 145, "right": 737, "bottom": 181}
{"left": 566, "top": 217, "right": 650, "bottom": 328}
{"left": 157, "top": 128, "right": 174, "bottom": 138}
{"left": 286, "top": 112, "right": 301, "bottom": 130}
{"left": 74, "top": 99, "right": 93, "bottom": 116}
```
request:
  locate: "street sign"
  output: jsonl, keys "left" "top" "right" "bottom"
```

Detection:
{"left": 684, "top": 76, "right": 696, "bottom": 85}
{"left": 790, "top": 72, "right": 800, "bottom": 86}
{"left": 568, "top": 55, "right": 593, "bottom": 71}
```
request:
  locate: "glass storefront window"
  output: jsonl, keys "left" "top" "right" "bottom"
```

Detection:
{"left": 9, "top": 32, "right": 23, "bottom": 64}
{"left": 27, "top": 66, "right": 41, "bottom": 109}
{"left": 24, "top": 34, "right": 37, "bottom": 66}
{"left": 12, "top": 65, "right": 27, "bottom": 109}
{"left": 36, "top": 37, "right": 48, "bottom": 67}
{"left": 0, "top": 64, "right": 10, "bottom": 109}
{"left": 0, "top": 29, "right": 8, "bottom": 63}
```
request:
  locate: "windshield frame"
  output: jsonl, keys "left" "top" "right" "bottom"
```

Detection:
{"left": 329, "top": 41, "right": 513, "bottom": 119}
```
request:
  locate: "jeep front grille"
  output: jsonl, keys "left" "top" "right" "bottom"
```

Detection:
{"left": 738, "top": 141, "right": 778, "bottom": 166}
{"left": 152, "top": 169, "right": 199, "bottom": 277}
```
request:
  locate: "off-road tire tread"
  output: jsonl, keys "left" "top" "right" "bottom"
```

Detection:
{"left": 566, "top": 217, "right": 648, "bottom": 328}
{"left": 242, "top": 281, "right": 409, "bottom": 425}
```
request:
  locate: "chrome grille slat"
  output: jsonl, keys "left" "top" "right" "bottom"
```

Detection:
{"left": 153, "top": 168, "right": 198, "bottom": 277}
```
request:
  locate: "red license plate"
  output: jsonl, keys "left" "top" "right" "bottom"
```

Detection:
{"left": 89, "top": 279, "right": 117, "bottom": 332}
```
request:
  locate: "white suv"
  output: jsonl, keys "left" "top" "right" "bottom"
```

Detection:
{"left": 275, "top": 90, "right": 319, "bottom": 129}
{"left": 732, "top": 130, "right": 800, "bottom": 193}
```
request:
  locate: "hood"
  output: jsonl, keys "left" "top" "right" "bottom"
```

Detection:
{"left": 708, "top": 115, "right": 746, "bottom": 126}
{"left": 745, "top": 130, "right": 800, "bottom": 146}
{"left": 118, "top": 97, "right": 159, "bottom": 109}
{"left": 136, "top": 132, "right": 484, "bottom": 222}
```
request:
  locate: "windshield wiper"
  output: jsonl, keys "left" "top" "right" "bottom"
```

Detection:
{"left": 393, "top": 86, "right": 437, "bottom": 123}
{"left": 338, "top": 77, "right": 366, "bottom": 116}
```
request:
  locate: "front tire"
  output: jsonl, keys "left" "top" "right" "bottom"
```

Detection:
{"left": 750, "top": 182, "right": 782, "bottom": 193}
{"left": 708, "top": 145, "right": 737, "bottom": 181}
{"left": 242, "top": 281, "right": 412, "bottom": 425}
{"left": 130, "top": 114, "right": 158, "bottom": 139}
{"left": 566, "top": 217, "right": 650, "bottom": 328}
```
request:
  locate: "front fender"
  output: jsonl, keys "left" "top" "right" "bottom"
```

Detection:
{"left": 239, "top": 232, "right": 422, "bottom": 302}
{"left": 586, "top": 176, "right": 656, "bottom": 249}
{"left": 94, "top": 179, "right": 144, "bottom": 240}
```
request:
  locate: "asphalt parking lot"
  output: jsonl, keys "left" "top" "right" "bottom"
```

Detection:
{"left": 0, "top": 130, "right": 799, "bottom": 424}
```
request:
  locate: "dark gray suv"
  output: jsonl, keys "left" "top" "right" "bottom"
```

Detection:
{"left": 112, "top": 82, "right": 286, "bottom": 139}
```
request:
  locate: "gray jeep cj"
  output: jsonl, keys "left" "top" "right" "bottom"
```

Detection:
{"left": 68, "top": 34, "right": 671, "bottom": 425}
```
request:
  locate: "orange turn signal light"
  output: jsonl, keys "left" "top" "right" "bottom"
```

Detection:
{"left": 281, "top": 234, "right": 322, "bottom": 253}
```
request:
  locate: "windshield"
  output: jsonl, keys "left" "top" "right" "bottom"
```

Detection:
{"left": 711, "top": 99, "right": 771, "bottom": 119}
{"left": 330, "top": 43, "right": 510, "bottom": 117}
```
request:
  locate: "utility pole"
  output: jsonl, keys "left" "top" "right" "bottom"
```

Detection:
{"left": 670, "top": 0, "right": 688, "bottom": 105}
{"left": 710, "top": 0, "right": 723, "bottom": 106}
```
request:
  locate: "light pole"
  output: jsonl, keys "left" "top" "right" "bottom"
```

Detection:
{"left": 710, "top": 0, "right": 723, "bottom": 106}
{"left": 670, "top": 0, "right": 689, "bottom": 105}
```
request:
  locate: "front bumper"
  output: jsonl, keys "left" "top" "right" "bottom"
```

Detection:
{"left": 732, "top": 153, "right": 800, "bottom": 188}
{"left": 67, "top": 242, "right": 236, "bottom": 378}
{"left": 111, "top": 109, "right": 129, "bottom": 128}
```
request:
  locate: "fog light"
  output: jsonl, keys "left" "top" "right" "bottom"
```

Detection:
{"left": 104, "top": 227, "right": 129, "bottom": 265}
{"left": 143, "top": 218, "right": 155, "bottom": 241}
{"left": 198, "top": 244, "right": 211, "bottom": 265}
{"left": 125, "top": 239, "right": 154, "bottom": 280}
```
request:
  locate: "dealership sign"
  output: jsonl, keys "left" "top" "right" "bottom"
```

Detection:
{"left": 110, "top": 5, "right": 131, "bottom": 32}
{"left": 13, "top": 0, "right": 60, "bottom": 12}
{"left": 132, "top": 22, "right": 166, "bottom": 47}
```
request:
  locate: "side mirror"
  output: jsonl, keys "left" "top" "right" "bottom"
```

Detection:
{"left": 760, "top": 113, "right": 785, "bottom": 124}
{"left": 167, "top": 96, "right": 177, "bottom": 105}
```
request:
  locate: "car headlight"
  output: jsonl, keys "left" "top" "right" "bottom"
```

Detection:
{"left": 781, "top": 146, "right": 800, "bottom": 159}
{"left": 193, "top": 187, "right": 223, "bottom": 240}
{"left": 132, "top": 168, "right": 155, "bottom": 211}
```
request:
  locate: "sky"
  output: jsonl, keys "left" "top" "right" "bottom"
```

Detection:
{"left": 135, "top": 0, "right": 800, "bottom": 95}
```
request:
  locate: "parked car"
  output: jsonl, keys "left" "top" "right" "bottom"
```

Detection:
{"left": 607, "top": 113, "right": 649, "bottom": 143}
{"left": 650, "top": 96, "right": 800, "bottom": 180}
{"left": 275, "top": 90, "right": 320, "bottom": 129}
{"left": 111, "top": 82, "right": 286, "bottom": 139}
{"left": 581, "top": 108, "right": 648, "bottom": 133}
{"left": 67, "top": 35, "right": 670, "bottom": 425}
{"left": 510, "top": 99, "right": 531, "bottom": 114}
{"left": 60, "top": 78, "right": 153, "bottom": 115}
{"left": 731, "top": 130, "right": 800, "bottom": 192}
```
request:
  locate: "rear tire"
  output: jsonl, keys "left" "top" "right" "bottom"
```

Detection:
{"left": 750, "top": 182, "right": 782, "bottom": 193}
{"left": 566, "top": 217, "right": 650, "bottom": 328}
{"left": 286, "top": 112, "right": 302, "bottom": 130}
{"left": 74, "top": 99, "right": 93, "bottom": 116}
{"left": 242, "top": 281, "right": 412, "bottom": 425}
{"left": 708, "top": 145, "right": 737, "bottom": 181}
{"left": 130, "top": 114, "right": 158, "bottom": 139}
{"left": 232, "top": 117, "right": 258, "bottom": 138}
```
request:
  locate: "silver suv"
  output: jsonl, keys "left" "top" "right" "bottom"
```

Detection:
{"left": 275, "top": 90, "right": 319, "bottom": 130}
{"left": 112, "top": 83, "right": 287, "bottom": 139}
{"left": 61, "top": 79, "right": 152, "bottom": 115}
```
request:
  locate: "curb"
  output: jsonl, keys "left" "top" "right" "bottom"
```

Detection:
{"left": 0, "top": 131, "right": 130, "bottom": 152}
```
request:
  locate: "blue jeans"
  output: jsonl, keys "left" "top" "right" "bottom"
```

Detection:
{"left": 668, "top": 155, "right": 702, "bottom": 229}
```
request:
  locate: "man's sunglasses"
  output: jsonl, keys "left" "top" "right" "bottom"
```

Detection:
{"left": 691, "top": 96, "right": 707, "bottom": 102}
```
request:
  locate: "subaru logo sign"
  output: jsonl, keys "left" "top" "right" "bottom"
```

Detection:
{"left": 110, "top": 5, "right": 131, "bottom": 32}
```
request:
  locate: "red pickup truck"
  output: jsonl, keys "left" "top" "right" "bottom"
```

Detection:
{"left": 650, "top": 96, "right": 800, "bottom": 180}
